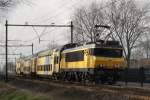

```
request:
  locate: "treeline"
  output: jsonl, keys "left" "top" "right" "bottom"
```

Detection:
{"left": 72, "top": 0, "right": 150, "bottom": 68}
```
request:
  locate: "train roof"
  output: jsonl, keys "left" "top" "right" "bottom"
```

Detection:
{"left": 38, "top": 49, "right": 52, "bottom": 57}
{"left": 16, "top": 49, "right": 53, "bottom": 60}
{"left": 61, "top": 41, "right": 122, "bottom": 53}
{"left": 22, "top": 56, "right": 32, "bottom": 61}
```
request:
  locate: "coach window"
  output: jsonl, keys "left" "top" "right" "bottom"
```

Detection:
{"left": 43, "top": 66, "right": 45, "bottom": 71}
{"left": 40, "top": 66, "right": 42, "bottom": 71}
{"left": 41, "top": 66, "right": 43, "bottom": 71}
{"left": 46, "top": 65, "right": 48, "bottom": 71}
{"left": 39, "top": 66, "right": 40, "bottom": 71}
{"left": 48, "top": 65, "right": 50, "bottom": 71}
{"left": 42, "top": 66, "right": 44, "bottom": 71}
{"left": 43, "top": 65, "right": 45, "bottom": 71}
{"left": 48, "top": 65, "right": 49, "bottom": 71}
{"left": 40, "top": 66, "right": 41, "bottom": 71}
{"left": 41, "top": 66, "right": 42, "bottom": 71}
{"left": 39, "top": 66, "right": 41, "bottom": 71}
{"left": 37, "top": 66, "right": 39, "bottom": 71}
{"left": 50, "top": 64, "right": 52, "bottom": 71}
{"left": 45, "top": 65, "right": 47, "bottom": 71}
{"left": 49, "top": 65, "right": 51, "bottom": 71}
{"left": 47, "top": 65, "right": 48, "bottom": 71}
{"left": 44, "top": 65, "right": 46, "bottom": 71}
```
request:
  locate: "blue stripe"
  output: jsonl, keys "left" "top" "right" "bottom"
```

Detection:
{"left": 45, "top": 56, "right": 50, "bottom": 65}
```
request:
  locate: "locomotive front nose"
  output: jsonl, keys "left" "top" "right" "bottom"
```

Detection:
{"left": 95, "top": 58, "right": 125, "bottom": 69}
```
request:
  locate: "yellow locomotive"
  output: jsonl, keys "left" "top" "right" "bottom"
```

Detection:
{"left": 16, "top": 40, "right": 126, "bottom": 84}
{"left": 59, "top": 41, "right": 125, "bottom": 83}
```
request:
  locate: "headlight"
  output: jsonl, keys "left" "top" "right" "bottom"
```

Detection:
{"left": 114, "top": 64, "right": 119, "bottom": 68}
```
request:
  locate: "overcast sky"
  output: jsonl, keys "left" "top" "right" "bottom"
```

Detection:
{"left": 0, "top": 0, "right": 148, "bottom": 68}
{"left": 0, "top": 0, "right": 100, "bottom": 66}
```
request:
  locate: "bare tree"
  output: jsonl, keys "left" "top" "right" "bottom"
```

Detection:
{"left": 131, "top": 48, "right": 144, "bottom": 60}
{"left": 0, "top": 0, "right": 17, "bottom": 9}
{"left": 107, "top": 0, "right": 150, "bottom": 68}
{"left": 138, "top": 32, "right": 150, "bottom": 59}
{"left": 0, "top": 0, "right": 28, "bottom": 10}
{"left": 0, "top": 0, "right": 32, "bottom": 21}
{"left": 73, "top": 2, "right": 108, "bottom": 44}
{"left": 0, "top": 0, "right": 32, "bottom": 66}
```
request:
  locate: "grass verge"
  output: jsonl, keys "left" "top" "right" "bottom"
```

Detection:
{"left": 0, "top": 81, "right": 49, "bottom": 100}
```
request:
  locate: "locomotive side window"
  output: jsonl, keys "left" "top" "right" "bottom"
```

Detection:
{"left": 65, "top": 50, "right": 84, "bottom": 62}
{"left": 90, "top": 48, "right": 123, "bottom": 58}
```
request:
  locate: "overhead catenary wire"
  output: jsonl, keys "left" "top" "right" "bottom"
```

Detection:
{"left": 6, "top": 22, "right": 72, "bottom": 45}
{"left": 31, "top": 0, "right": 71, "bottom": 24}
{"left": 32, "top": 0, "right": 118, "bottom": 25}
{"left": 2, "top": 0, "right": 79, "bottom": 46}
{"left": 1, "top": 0, "right": 120, "bottom": 60}
{"left": 32, "top": 0, "right": 85, "bottom": 25}
{"left": 31, "top": 0, "right": 80, "bottom": 24}
{"left": 6, "top": 0, "right": 117, "bottom": 46}
{"left": 32, "top": 26, "right": 40, "bottom": 38}
{"left": 31, "top": 0, "right": 120, "bottom": 43}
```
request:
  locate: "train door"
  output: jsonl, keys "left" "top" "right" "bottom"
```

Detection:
{"left": 45, "top": 55, "right": 51, "bottom": 75}
{"left": 31, "top": 57, "right": 37, "bottom": 75}
{"left": 54, "top": 56, "right": 59, "bottom": 72}
{"left": 16, "top": 60, "right": 21, "bottom": 74}
{"left": 52, "top": 51, "right": 60, "bottom": 73}
{"left": 20, "top": 60, "right": 24, "bottom": 74}
{"left": 84, "top": 49, "right": 91, "bottom": 68}
{"left": 53, "top": 54, "right": 57, "bottom": 73}
{"left": 34, "top": 57, "right": 37, "bottom": 74}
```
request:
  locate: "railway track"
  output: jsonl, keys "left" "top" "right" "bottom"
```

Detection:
{"left": 12, "top": 76, "right": 150, "bottom": 100}
{"left": 1, "top": 74, "right": 150, "bottom": 100}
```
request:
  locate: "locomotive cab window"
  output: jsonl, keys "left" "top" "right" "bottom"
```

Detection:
{"left": 90, "top": 48, "right": 123, "bottom": 58}
{"left": 65, "top": 50, "right": 84, "bottom": 62}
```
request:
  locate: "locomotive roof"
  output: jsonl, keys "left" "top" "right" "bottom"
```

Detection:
{"left": 62, "top": 43, "right": 122, "bottom": 53}
{"left": 61, "top": 44, "right": 94, "bottom": 53}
